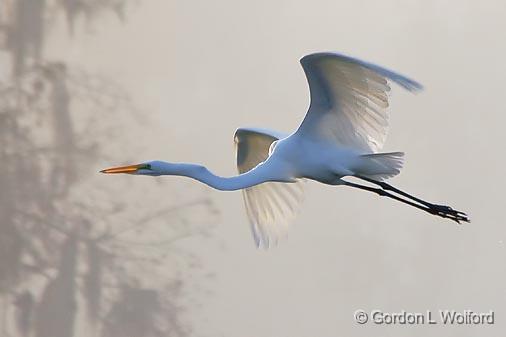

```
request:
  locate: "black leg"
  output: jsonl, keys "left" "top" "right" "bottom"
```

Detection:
{"left": 344, "top": 180, "right": 469, "bottom": 223}
{"left": 354, "top": 176, "right": 469, "bottom": 223}
{"left": 356, "top": 176, "right": 453, "bottom": 209}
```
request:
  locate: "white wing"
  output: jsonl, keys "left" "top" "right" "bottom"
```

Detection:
{"left": 234, "top": 127, "right": 304, "bottom": 248}
{"left": 297, "top": 52, "right": 422, "bottom": 152}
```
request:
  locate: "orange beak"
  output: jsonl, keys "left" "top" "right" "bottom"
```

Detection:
{"left": 100, "top": 163, "right": 143, "bottom": 174}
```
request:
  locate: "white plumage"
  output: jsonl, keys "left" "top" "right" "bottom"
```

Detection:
{"left": 234, "top": 128, "right": 305, "bottom": 247}
{"left": 102, "top": 52, "right": 469, "bottom": 247}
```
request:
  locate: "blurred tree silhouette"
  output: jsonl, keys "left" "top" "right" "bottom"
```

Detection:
{"left": 0, "top": 1, "right": 216, "bottom": 336}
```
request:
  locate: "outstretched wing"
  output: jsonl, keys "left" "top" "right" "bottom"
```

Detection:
{"left": 234, "top": 127, "right": 304, "bottom": 248}
{"left": 297, "top": 52, "right": 422, "bottom": 153}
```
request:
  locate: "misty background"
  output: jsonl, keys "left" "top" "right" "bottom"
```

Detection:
{"left": 1, "top": 1, "right": 505, "bottom": 337}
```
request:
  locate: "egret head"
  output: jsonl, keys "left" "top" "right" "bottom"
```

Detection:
{"left": 100, "top": 160, "right": 173, "bottom": 176}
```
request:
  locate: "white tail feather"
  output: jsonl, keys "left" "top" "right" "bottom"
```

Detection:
{"left": 357, "top": 152, "right": 404, "bottom": 181}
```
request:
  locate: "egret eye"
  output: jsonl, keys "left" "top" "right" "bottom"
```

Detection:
{"left": 144, "top": 164, "right": 152, "bottom": 170}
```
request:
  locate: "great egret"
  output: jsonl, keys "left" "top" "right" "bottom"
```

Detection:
{"left": 101, "top": 52, "right": 469, "bottom": 247}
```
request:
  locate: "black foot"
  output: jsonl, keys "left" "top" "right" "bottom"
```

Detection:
{"left": 429, "top": 204, "right": 470, "bottom": 224}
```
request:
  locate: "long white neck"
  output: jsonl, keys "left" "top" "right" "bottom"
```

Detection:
{"left": 159, "top": 161, "right": 286, "bottom": 191}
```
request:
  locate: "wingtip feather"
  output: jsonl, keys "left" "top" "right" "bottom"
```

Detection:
{"left": 300, "top": 51, "right": 424, "bottom": 93}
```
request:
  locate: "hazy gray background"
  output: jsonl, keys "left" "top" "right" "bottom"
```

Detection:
{"left": 1, "top": 0, "right": 505, "bottom": 336}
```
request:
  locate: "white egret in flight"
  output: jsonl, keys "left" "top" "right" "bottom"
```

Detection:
{"left": 101, "top": 52, "right": 469, "bottom": 247}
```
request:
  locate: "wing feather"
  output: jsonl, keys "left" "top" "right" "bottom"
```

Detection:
{"left": 234, "top": 128, "right": 304, "bottom": 248}
{"left": 297, "top": 52, "right": 422, "bottom": 152}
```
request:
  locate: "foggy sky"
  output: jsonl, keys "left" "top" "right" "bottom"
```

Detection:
{"left": 44, "top": 1, "right": 505, "bottom": 336}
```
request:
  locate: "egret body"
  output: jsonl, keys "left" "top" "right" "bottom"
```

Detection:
{"left": 101, "top": 52, "right": 469, "bottom": 247}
